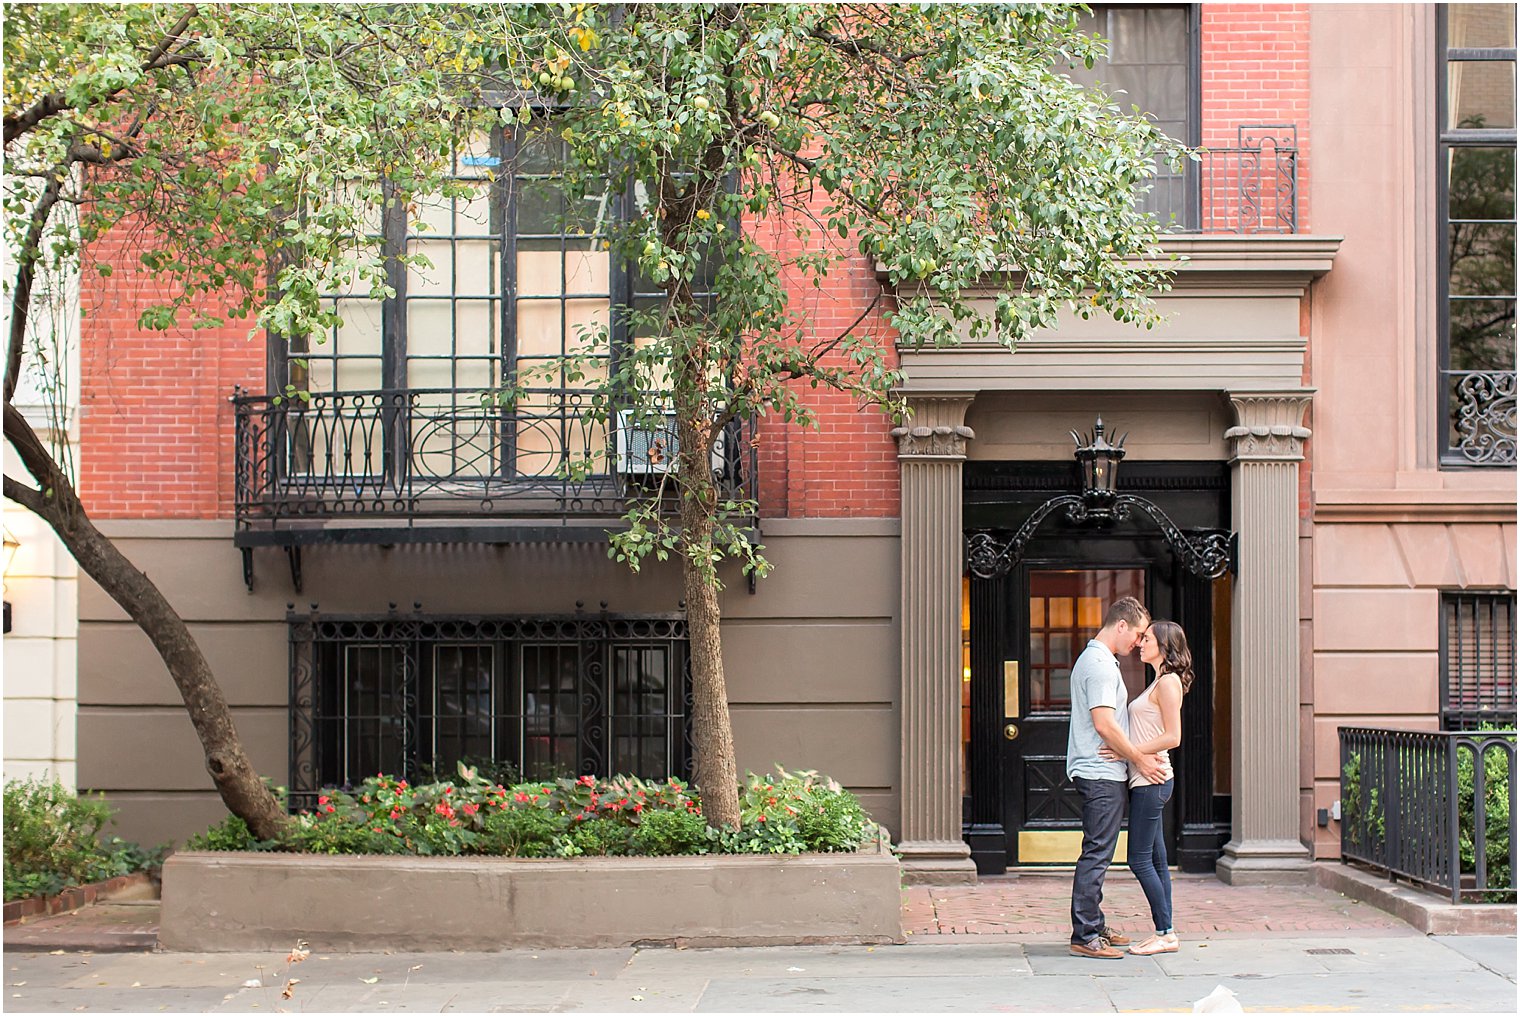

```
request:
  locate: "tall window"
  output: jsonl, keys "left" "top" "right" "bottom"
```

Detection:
{"left": 1439, "top": 5, "right": 1517, "bottom": 467}
{"left": 277, "top": 125, "right": 625, "bottom": 487}
{"left": 1441, "top": 592, "right": 1517, "bottom": 730}
{"left": 1068, "top": 4, "right": 1199, "bottom": 227}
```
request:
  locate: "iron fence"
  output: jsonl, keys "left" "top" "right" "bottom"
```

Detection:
{"left": 1339, "top": 726, "right": 1517, "bottom": 903}
{"left": 1148, "top": 124, "right": 1300, "bottom": 235}
{"left": 233, "top": 386, "right": 757, "bottom": 530}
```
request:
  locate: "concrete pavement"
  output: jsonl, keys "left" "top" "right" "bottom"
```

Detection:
{"left": 5, "top": 932, "right": 1516, "bottom": 1013}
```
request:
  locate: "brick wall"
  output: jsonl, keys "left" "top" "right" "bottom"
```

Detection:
{"left": 77, "top": 227, "right": 263, "bottom": 519}
{"left": 80, "top": 6, "right": 1313, "bottom": 523}
{"left": 1202, "top": 3, "right": 1312, "bottom": 232}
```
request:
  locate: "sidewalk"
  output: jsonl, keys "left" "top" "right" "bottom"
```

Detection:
{"left": 5, "top": 934, "right": 1516, "bottom": 1012}
{"left": 4, "top": 873, "right": 1514, "bottom": 1012}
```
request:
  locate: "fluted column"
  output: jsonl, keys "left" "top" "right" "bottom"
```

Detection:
{"left": 1217, "top": 391, "right": 1315, "bottom": 885}
{"left": 893, "top": 394, "right": 978, "bottom": 885}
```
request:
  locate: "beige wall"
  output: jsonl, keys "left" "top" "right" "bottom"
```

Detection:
{"left": 1307, "top": 4, "right": 1518, "bottom": 859}
{"left": 77, "top": 518, "right": 900, "bottom": 847}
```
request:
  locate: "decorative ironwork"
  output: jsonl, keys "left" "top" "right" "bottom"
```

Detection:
{"left": 286, "top": 608, "right": 690, "bottom": 812}
{"left": 234, "top": 386, "right": 757, "bottom": 528}
{"left": 1340, "top": 726, "right": 1517, "bottom": 904}
{"left": 1151, "top": 124, "right": 1299, "bottom": 234}
{"left": 1443, "top": 370, "right": 1517, "bottom": 466}
{"left": 965, "top": 418, "right": 1236, "bottom": 580}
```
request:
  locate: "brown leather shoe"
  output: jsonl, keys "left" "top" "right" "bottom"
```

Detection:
{"left": 1099, "top": 927, "right": 1131, "bottom": 947}
{"left": 1070, "top": 938, "right": 1125, "bottom": 959}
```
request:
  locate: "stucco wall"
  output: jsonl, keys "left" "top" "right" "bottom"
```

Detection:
{"left": 76, "top": 518, "right": 900, "bottom": 847}
{"left": 1306, "top": 3, "right": 1518, "bottom": 859}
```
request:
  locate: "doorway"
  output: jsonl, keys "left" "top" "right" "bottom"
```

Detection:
{"left": 962, "top": 461, "right": 1232, "bottom": 874}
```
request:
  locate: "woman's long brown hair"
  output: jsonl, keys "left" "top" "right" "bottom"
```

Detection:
{"left": 1147, "top": 620, "right": 1195, "bottom": 693}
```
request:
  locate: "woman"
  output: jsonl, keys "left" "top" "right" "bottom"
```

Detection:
{"left": 1101, "top": 619, "right": 1192, "bottom": 956}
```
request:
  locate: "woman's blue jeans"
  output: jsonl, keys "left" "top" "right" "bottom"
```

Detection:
{"left": 1128, "top": 779, "right": 1174, "bottom": 934}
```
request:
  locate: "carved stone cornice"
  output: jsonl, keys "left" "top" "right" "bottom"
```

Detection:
{"left": 893, "top": 394, "right": 976, "bottom": 460}
{"left": 1225, "top": 391, "right": 1314, "bottom": 462}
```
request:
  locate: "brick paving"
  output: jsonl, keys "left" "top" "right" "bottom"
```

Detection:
{"left": 902, "top": 872, "right": 1411, "bottom": 937}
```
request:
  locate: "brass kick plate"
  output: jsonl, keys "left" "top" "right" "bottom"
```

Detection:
{"left": 1018, "top": 830, "right": 1131, "bottom": 865}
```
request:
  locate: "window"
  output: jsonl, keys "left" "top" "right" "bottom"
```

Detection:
{"left": 1441, "top": 592, "right": 1517, "bottom": 730}
{"left": 1068, "top": 4, "right": 1199, "bottom": 227}
{"left": 288, "top": 613, "right": 690, "bottom": 807}
{"left": 1439, "top": 5, "right": 1517, "bottom": 467}
{"left": 280, "top": 124, "right": 623, "bottom": 486}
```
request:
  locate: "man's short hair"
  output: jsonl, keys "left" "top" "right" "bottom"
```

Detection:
{"left": 1103, "top": 596, "right": 1149, "bottom": 630}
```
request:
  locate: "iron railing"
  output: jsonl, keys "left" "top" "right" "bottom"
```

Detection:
{"left": 1442, "top": 370, "right": 1518, "bottom": 467}
{"left": 233, "top": 387, "right": 758, "bottom": 531}
{"left": 1339, "top": 726, "right": 1517, "bottom": 903}
{"left": 1149, "top": 124, "right": 1300, "bottom": 235}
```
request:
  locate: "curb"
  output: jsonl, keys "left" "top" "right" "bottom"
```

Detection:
{"left": 1315, "top": 862, "right": 1517, "bottom": 935}
{"left": 3, "top": 871, "right": 158, "bottom": 925}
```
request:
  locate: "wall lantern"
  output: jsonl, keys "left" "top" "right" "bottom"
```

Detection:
{"left": 966, "top": 418, "right": 1235, "bottom": 580}
{"left": 1072, "top": 418, "right": 1126, "bottom": 513}
{"left": 2, "top": 527, "right": 19, "bottom": 634}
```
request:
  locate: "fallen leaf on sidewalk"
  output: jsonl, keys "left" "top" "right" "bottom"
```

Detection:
{"left": 631, "top": 995, "right": 644, "bottom": 1002}
{"left": 131, "top": 982, "right": 142, "bottom": 988}
{"left": 360, "top": 976, "right": 379, "bottom": 984}
{"left": 282, "top": 978, "right": 300, "bottom": 999}
{"left": 11, "top": 982, "right": 24, "bottom": 987}
{"left": 47, "top": 951, "right": 64, "bottom": 956}
{"left": 242, "top": 979, "right": 262, "bottom": 988}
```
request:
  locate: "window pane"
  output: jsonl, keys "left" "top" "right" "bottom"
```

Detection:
{"left": 1448, "top": 297, "right": 1517, "bottom": 369}
{"left": 1449, "top": 223, "right": 1516, "bottom": 296}
{"left": 1449, "top": 4, "right": 1517, "bottom": 49}
{"left": 1449, "top": 147, "right": 1516, "bottom": 221}
{"left": 1448, "top": 59, "right": 1517, "bottom": 130}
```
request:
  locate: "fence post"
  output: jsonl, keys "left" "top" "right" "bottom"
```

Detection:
{"left": 1448, "top": 737, "right": 1462, "bottom": 904}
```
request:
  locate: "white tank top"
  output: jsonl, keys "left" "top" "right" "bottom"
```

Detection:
{"left": 1127, "top": 675, "right": 1176, "bottom": 789}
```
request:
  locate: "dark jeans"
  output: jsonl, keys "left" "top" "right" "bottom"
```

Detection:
{"left": 1128, "top": 779, "right": 1175, "bottom": 934}
{"left": 1070, "top": 776, "right": 1127, "bottom": 945}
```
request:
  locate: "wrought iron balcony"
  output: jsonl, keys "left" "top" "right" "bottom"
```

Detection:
{"left": 233, "top": 386, "right": 758, "bottom": 542}
{"left": 1150, "top": 124, "right": 1300, "bottom": 235}
{"left": 1443, "top": 370, "right": 1518, "bottom": 467}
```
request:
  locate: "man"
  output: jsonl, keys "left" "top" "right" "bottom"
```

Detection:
{"left": 1067, "top": 596, "right": 1166, "bottom": 960}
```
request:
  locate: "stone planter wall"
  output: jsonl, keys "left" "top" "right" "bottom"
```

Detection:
{"left": 3, "top": 871, "right": 157, "bottom": 925}
{"left": 160, "top": 842, "right": 904, "bottom": 951}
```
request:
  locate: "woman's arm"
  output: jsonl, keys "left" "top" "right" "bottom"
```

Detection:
{"left": 1127, "top": 674, "right": 1183, "bottom": 754}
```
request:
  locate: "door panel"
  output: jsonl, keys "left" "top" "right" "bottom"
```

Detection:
{"left": 1004, "top": 565, "right": 1148, "bottom": 865}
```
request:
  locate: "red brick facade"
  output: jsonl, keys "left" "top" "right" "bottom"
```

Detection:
{"left": 80, "top": 7, "right": 1315, "bottom": 523}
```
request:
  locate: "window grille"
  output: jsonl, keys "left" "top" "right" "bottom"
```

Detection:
{"left": 288, "top": 612, "right": 691, "bottom": 810}
{"left": 1441, "top": 591, "right": 1517, "bottom": 730}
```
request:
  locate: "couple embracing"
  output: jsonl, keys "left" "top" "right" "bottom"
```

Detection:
{"left": 1067, "top": 596, "right": 1194, "bottom": 959}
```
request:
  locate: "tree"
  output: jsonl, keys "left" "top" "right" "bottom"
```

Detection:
{"left": 5, "top": 2, "right": 1180, "bottom": 837}
{"left": 2, "top": 3, "right": 535, "bottom": 838}
{"left": 496, "top": 3, "right": 1182, "bottom": 828}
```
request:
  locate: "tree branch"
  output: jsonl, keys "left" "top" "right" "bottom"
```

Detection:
{"left": 5, "top": 172, "right": 65, "bottom": 405}
{"left": 2, "top": 474, "right": 46, "bottom": 515}
{"left": 3, "top": 5, "right": 200, "bottom": 146}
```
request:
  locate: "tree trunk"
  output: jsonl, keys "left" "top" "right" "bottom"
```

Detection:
{"left": 4, "top": 402, "right": 288, "bottom": 841}
{"left": 676, "top": 412, "right": 742, "bottom": 830}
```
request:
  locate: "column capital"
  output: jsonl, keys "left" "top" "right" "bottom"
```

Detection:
{"left": 1225, "top": 389, "right": 1314, "bottom": 462}
{"left": 893, "top": 394, "right": 976, "bottom": 460}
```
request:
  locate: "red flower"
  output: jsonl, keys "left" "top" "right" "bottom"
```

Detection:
{"left": 463, "top": 803, "right": 479, "bottom": 816}
{"left": 633, "top": 803, "right": 643, "bottom": 813}
{"left": 318, "top": 795, "right": 329, "bottom": 805}
{"left": 757, "top": 814, "right": 767, "bottom": 822}
{"left": 390, "top": 809, "right": 401, "bottom": 820}
{"left": 324, "top": 805, "right": 335, "bottom": 814}
{"left": 514, "top": 792, "right": 529, "bottom": 803}
{"left": 443, "top": 786, "right": 453, "bottom": 795}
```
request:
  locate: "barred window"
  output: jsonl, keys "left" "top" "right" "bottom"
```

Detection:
{"left": 1441, "top": 592, "right": 1517, "bottom": 730}
{"left": 289, "top": 614, "right": 690, "bottom": 808}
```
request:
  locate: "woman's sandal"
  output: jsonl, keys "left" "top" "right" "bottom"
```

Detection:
{"left": 1128, "top": 933, "right": 1180, "bottom": 955}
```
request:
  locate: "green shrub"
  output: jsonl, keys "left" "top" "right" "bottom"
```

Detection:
{"left": 561, "top": 816, "right": 633, "bottom": 856}
{"left": 1457, "top": 727, "right": 1515, "bottom": 901}
{"left": 3, "top": 778, "right": 161, "bottom": 902}
{"left": 185, "top": 815, "right": 257, "bottom": 852}
{"left": 629, "top": 808, "right": 710, "bottom": 856}
{"left": 477, "top": 806, "right": 562, "bottom": 857}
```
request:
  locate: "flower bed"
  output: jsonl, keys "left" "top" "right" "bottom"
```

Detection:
{"left": 164, "top": 767, "right": 902, "bottom": 951}
{"left": 4, "top": 777, "right": 163, "bottom": 905}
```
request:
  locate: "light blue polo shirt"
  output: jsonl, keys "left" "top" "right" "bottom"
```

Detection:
{"left": 1066, "top": 638, "right": 1130, "bottom": 782}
